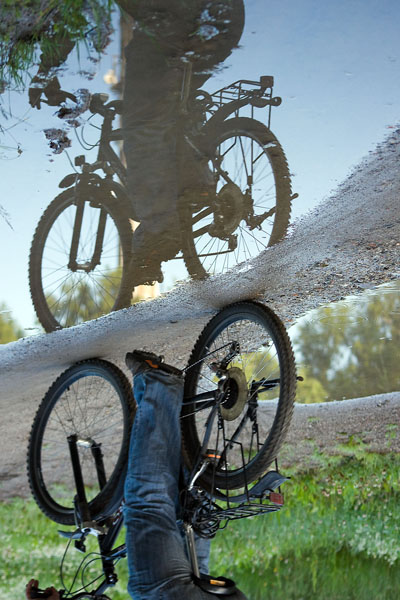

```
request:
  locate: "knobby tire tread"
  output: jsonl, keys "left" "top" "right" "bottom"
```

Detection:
{"left": 29, "top": 188, "right": 133, "bottom": 332}
{"left": 181, "top": 301, "right": 296, "bottom": 492}
{"left": 27, "top": 359, "right": 135, "bottom": 525}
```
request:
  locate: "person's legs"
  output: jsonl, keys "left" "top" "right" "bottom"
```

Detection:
{"left": 123, "top": 358, "right": 205, "bottom": 599}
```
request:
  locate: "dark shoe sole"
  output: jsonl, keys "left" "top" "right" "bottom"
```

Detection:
{"left": 125, "top": 350, "right": 182, "bottom": 377}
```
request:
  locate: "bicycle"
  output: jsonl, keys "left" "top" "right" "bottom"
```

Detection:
{"left": 27, "top": 301, "right": 297, "bottom": 598}
{"left": 28, "top": 66, "right": 295, "bottom": 333}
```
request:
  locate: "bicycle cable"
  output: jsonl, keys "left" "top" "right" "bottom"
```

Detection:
{"left": 182, "top": 341, "right": 234, "bottom": 373}
{"left": 74, "top": 115, "right": 100, "bottom": 151}
{"left": 83, "top": 116, "right": 102, "bottom": 148}
{"left": 79, "top": 555, "right": 108, "bottom": 594}
{"left": 61, "top": 542, "right": 104, "bottom": 598}
{"left": 64, "top": 149, "right": 79, "bottom": 173}
{"left": 60, "top": 537, "right": 75, "bottom": 594}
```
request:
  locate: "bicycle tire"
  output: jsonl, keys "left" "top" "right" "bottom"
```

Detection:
{"left": 181, "top": 118, "right": 292, "bottom": 279}
{"left": 27, "top": 359, "right": 135, "bottom": 525}
{"left": 29, "top": 187, "right": 133, "bottom": 332}
{"left": 181, "top": 301, "right": 296, "bottom": 492}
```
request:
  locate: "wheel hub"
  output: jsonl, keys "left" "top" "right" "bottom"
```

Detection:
{"left": 220, "top": 367, "right": 248, "bottom": 421}
{"left": 208, "top": 183, "right": 244, "bottom": 238}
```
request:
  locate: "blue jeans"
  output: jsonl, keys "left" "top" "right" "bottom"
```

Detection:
{"left": 123, "top": 368, "right": 212, "bottom": 599}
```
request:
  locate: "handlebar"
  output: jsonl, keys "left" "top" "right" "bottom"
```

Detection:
{"left": 38, "top": 87, "right": 123, "bottom": 118}
{"left": 89, "top": 93, "right": 123, "bottom": 117}
{"left": 42, "top": 90, "right": 77, "bottom": 107}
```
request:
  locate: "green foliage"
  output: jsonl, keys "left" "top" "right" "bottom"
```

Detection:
{"left": 0, "top": 0, "right": 113, "bottom": 88}
{"left": 45, "top": 265, "right": 133, "bottom": 327}
{"left": 0, "top": 301, "right": 23, "bottom": 343}
{"left": 211, "top": 448, "right": 400, "bottom": 599}
{"left": 2, "top": 450, "right": 400, "bottom": 600}
{"left": 293, "top": 286, "right": 400, "bottom": 401}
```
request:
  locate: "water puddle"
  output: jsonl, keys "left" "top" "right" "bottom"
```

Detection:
{"left": 290, "top": 280, "right": 400, "bottom": 402}
{"left": 0, "top": 3, "right": 399, "bottom": 339}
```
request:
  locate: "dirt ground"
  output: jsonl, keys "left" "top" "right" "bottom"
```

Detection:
{"left": 0, "top": 129, "right": 399, "bottom": 501}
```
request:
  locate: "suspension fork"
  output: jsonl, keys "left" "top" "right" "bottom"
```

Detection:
{"left": 68, "top": 184, "right": 107, "bottom": 273}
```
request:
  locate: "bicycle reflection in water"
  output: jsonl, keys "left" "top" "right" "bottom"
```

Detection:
{"left": 29, "top": 72, "right": 294, "bottom": 332}
{"left": 27, "top": 1, "right": 295, "bottom": 332}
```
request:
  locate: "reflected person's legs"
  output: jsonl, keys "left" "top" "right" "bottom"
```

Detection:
{"left": 123, "top": 32, "right": 182, "bottom": 272}
{"left": 122, "top": 3, "right": 245, "bottom": 283}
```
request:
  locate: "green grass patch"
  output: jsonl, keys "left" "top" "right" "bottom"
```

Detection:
{"left": 2, "top": 446, "right": 400, "bottom": 600}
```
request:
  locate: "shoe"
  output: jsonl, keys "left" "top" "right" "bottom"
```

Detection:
{"left": 128, "top": 261, "right": 164, "bottom": 286}
{"left": 129, "top": 231, "right": 180, "bottom": 286}
{"left": 125, "top": 350, "right": 183, "bottom": 377}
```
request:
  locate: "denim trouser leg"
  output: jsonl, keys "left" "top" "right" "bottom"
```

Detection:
{"left": 123, "top": 369, "right": 206, "bottom": 599}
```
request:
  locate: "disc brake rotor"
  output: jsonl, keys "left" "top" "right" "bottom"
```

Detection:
{"left": 220, "top": 367, "right": 248, "bottom": 421}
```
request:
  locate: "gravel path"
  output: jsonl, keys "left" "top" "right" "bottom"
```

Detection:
{"left": 0, "top": 128, "right": 399, "bottom": 500}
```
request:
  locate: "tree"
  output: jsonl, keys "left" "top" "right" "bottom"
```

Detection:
{"left": 293, "top": 289, "right": 400, "bottom": 401}
{"left": 295, "top": 367, "right": 328, "bottom": 403}
{"left": 0, "top": 301, "right": 23, "bottom": 343}
{"left": 44, "top": 266, "right": 139, "bottom": 327}
{"left": 0, "top": 0, "right": 113, "bottom": 89}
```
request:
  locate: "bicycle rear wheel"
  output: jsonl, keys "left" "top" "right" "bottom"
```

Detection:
{"left": 181, "top": 118, "right": 292, "bottom": 278}
{"left": 27, "top": 359, "right": 135, "bottom": 525}
{"left": 181, "top": 301, "right": 296, "bottom": 493}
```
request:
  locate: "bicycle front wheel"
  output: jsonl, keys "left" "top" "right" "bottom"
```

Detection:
{"left": 181, "top": 301, "right": 296, "bottom": 492}
{"left": 181, "top": 118, "right": 292, "bottom": 279}
{"left": 29, "top": 187, "right": 133, "bottom": 332}
{"left": 27, "top": 359, "right": 135, "bottom": 525}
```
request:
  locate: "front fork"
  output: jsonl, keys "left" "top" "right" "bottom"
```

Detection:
{"left": 68, "top": 185, "right": 107, "bottom": 273}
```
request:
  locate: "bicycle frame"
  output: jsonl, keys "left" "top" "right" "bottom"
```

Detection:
{"left": 56, "top": 366, "right": 285, "bottom": 599}
{"left": 57, "top": 64, "right": 282, "bottom": 274}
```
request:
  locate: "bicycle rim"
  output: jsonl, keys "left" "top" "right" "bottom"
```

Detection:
{"left": 182, "top": 118, "right": 291, "bottom": 279}
{"left": 28, "top": 360, "right": 134, "bottom": 524}
{"left": 181, "top": 301, "right": 296, "bottom": 492}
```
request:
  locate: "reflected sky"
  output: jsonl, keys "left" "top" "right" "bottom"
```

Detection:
{"left": 1, "top": 0, "right": 399, "bottom": 333}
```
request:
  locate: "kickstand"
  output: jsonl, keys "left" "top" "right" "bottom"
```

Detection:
{"left": 184, "top": 523, "right": 200, "bottom": 579}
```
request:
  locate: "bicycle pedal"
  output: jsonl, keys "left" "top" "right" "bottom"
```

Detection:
{"left": 126, "top": 350, "right": 182, "bottom": 377}
{"left": 58, "top": 528, "right": 84, "bottom": 540}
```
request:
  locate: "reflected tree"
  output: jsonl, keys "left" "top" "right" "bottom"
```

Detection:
{"left": 0, "top": 301, "right": 23, "bottom": 343}
{"left": 294, "top": 291, "right": 400, "bottom": 401}
{"left": 0, "top": 0, "right": 112, "bottom": 88}
{"left": 295, "top": 367, "right": 328, "bottom": 403}
{"left": 45, "top": 266, "right": 134, "bottom": 327}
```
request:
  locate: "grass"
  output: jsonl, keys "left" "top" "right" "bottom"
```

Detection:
{"left": 1, "top": 444, "right": 400, "bottom": 600}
